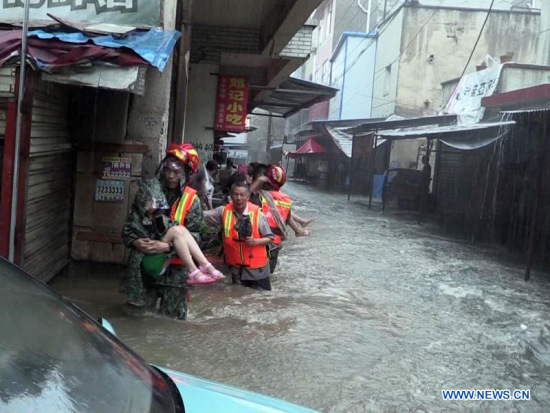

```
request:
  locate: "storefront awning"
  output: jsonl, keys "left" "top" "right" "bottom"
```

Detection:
{"left": 286, "top": 138, "right": 328, "bottom": 158}
{"left": 376, "top": 121, "right": 516, "bottom": 150}
{"left": 0, "top": 27, "right": 180, "bottom": 73}
{"left": 253, "top": 77, "right": 338, "bottom": 118}
{"left": 42, "top": 65, "right": 147, "bottom": 95}
{"left": 345, "top": 114, "right": 457, "bottom": 136}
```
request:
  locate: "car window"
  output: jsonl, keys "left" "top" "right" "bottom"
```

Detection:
{"left": 0, "top": 259, "right": 180, "bottom": 413}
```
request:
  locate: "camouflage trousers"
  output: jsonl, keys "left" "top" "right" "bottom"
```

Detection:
{"left": 120, "top": 252, "right": 191, "bottom": 320}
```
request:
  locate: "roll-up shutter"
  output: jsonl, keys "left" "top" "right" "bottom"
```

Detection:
{"left": 436, "top": 144, "right": 464, "bottom": 223}
{"left": 22, "top": 79, "right": 73, "bottom": 282}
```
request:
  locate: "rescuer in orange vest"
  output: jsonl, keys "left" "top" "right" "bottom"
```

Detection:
{"left": 203, "top": 181, "right": 275, "bottom": 290}
{"left": 123, "top": 143, "right": 224, "bottom": 304}
{"left": 249, "top": 164, "right": 313, "bottom": 239}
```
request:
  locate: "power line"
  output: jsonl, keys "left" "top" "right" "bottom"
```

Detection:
{"left": 335, "top": 2, "right": 443, "bottom": 113}
{"left": 456, "top": 0, "right": 496, "bottom": 81}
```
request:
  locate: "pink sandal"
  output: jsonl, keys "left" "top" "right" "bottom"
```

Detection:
{"left": 200, "top": 263, "right": 225, "bottom": 281}
{"left": 187, "top": 269, "right": 216, "bottom": 285}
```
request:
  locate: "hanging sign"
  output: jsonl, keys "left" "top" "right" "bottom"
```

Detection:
{"left": 0, "top": 0, "right": 161, "bottom": 27}
{"left": 214, "top": 75, "right": 249, "bottom": 132}
{"left": 102, "top": 156, "right": 132, "bottom": 180}
{"left": 95, "top": 179, "right": 126, "bottom": 202}
{"left": 445, "top": 63, "right": 503, "bottom": 124}
{"left": 227, "top": 149, "right": 248, "bottom": 159}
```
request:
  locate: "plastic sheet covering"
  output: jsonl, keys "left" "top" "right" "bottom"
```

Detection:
{"left": 29, "top": 28, "right": 181, "bottom": 72}
{"left": 0, "top": 30, "right": 148, "bottom": 71}
{"left": 376, "top": 121, "right": 515, "bottom": 151}
{"left": 324, "top": 125, "right": 387, "bottom": 158}
{"left": 440, "top": 130, "right": 508, "bottom": 150}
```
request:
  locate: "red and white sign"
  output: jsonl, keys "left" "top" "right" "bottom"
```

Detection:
{"left": 214, "top": 75, "right": 249, "bottom": 132}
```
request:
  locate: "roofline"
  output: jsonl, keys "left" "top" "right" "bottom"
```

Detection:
{"left": 375, "top": 120, "right": 516, "bottom": 140}
{"left": 482, "top": 84, "right": 550, "bottom": 108}
{"left": 441, "top": 63, "right": 550, "bottom": 87}
{"left": 349, "top": 114, "right": 457, "bottom": 135}
{"left": 330, "top": 31, "right": 377, "bottom": 62}
{"left": 308, "top": 117, "right": 386, "bottom": 127}
{"left": 404, "top": 3, "right": 540, "bottom": 16}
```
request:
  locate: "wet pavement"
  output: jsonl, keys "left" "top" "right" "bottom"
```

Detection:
{"left": 51, "top": 182, "right": 550, "bottom": 412}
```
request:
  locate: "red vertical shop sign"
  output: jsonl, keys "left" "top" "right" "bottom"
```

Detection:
{"left": 214, "top": 75, "right": 249, "bottom": 132}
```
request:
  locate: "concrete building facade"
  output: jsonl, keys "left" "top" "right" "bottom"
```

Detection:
{"left": 0, "top": 0, "right": 326, "bottom": 280}
{"left": 329, "top": 32, "right": 377, "bottom": 120}
{"left": 182, "top": 0, "right": 321, "bottom": 161}
{"left": 371, "top": 4, "right": 540, "bottom": 169}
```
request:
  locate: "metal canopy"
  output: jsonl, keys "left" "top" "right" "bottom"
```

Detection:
{"left": 309, "top": 117, "right": 386, "bottom": 128}
{"left": 253, "top": 77, "right": 338, "bottom": 118}
{"left": 376, "top": 121, "right": 516, "bottom": 150}
{"left": 375, "top": 121, "right": 515, "bottom": 139}
{"left": 347, "top": 114, "right": 457, "bottom": 136}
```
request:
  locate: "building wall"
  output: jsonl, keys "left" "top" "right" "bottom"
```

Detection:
{"left": 190, "top": 25, "right": 261, "bottom": 65}
{"left": 333, "top": 0, "right": 370, "bottom": 39}
{"left": 536, "top": 0, "right": 550, "bottom": 64}
{"left": 124, "top": 0, "right": 178, "bottom": 177}
{"left": 497, "top": 65, "right": 550, "bottom": 92}
{"left": 374, "top": 6, "right": 539, "bottom": 170}
{"left": 184, "top": 63, "right": 219, "bottom": 161}
{"left": 281, "top": 26, "right": 315, "bottom": 58}
{"left": 396, "top": 7, "right": 540, "bottom": 118}
{"left": 71, "top": 0, "right": 178, "bottom": 264}
{"left": 329, "top": 34, "right": 377, "bottom": 119}
{"left": 312, "top": 0, "right": 337, "bottom": 84}
{"left": 371, "top": 6, "right": 404, "bottom": 118}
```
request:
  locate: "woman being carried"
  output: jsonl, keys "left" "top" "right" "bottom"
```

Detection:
{"left": 137, "top": 182, "right": 225, "bottom": 285}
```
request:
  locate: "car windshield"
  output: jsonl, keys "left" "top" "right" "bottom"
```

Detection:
{"left": 0, "top": 259, "right": 178, "bottom": 413}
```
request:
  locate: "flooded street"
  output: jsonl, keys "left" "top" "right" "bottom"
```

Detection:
{"left": 52, "top": 182, "right": 550, "bottom": 412}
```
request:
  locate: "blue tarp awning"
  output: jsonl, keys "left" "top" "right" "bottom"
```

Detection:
{"left": 28, "top": 28, "right": 181, "bottom": 72}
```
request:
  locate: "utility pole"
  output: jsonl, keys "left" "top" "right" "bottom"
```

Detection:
{"left": 10, "top": 0, "right": 31, "bottom": 262}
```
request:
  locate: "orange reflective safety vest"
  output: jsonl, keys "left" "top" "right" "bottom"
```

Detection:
{"left": 260, "top": 191, "right": 292, "bottom": 245}
{"left": 169, "top": 187, "right": 199, "bottom": 267}
{"left": 171, "top": 186, "right": 199, "bottom": 225}
{"left": 222, "top": 202, "right": 268, "bottom": 269}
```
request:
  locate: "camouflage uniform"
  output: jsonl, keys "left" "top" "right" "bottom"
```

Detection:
{"left": 120, "top": 176, "right": 203, "bottom": 319}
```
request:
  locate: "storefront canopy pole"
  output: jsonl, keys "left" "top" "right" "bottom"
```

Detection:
{"left": 348, "top": 132, "right": 355, "bottom": 201}
{"left": 9, "top": 0, "right": 31, "bottom": 262}
{"left": 368, "top": 134, "right": 378, "bottom": 210}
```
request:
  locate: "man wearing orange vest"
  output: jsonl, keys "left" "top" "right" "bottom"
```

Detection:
{"left": 203, "top": 181, "right": 275, "bottom": 290}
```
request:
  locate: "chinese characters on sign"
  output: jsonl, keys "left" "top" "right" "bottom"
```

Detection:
{"left": 445, "top": 63, "right": 503, "bottom": 124}
{"left": 96, "top": 156, "right": 131, "bottom": 202}
{"left": 102, "top": 157, "right": 132, "bottom": 180}
{"left": 3, "top": 0, "right": 137, "bottom": 13}
{"left": 1, "top": 0, "right": 160, "bottom": 26}
{"left": 214, "top": 75, "right": 249, "bottom": 132}
{"left": 95, "top": 179, "right": 126, "bottom": 203}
